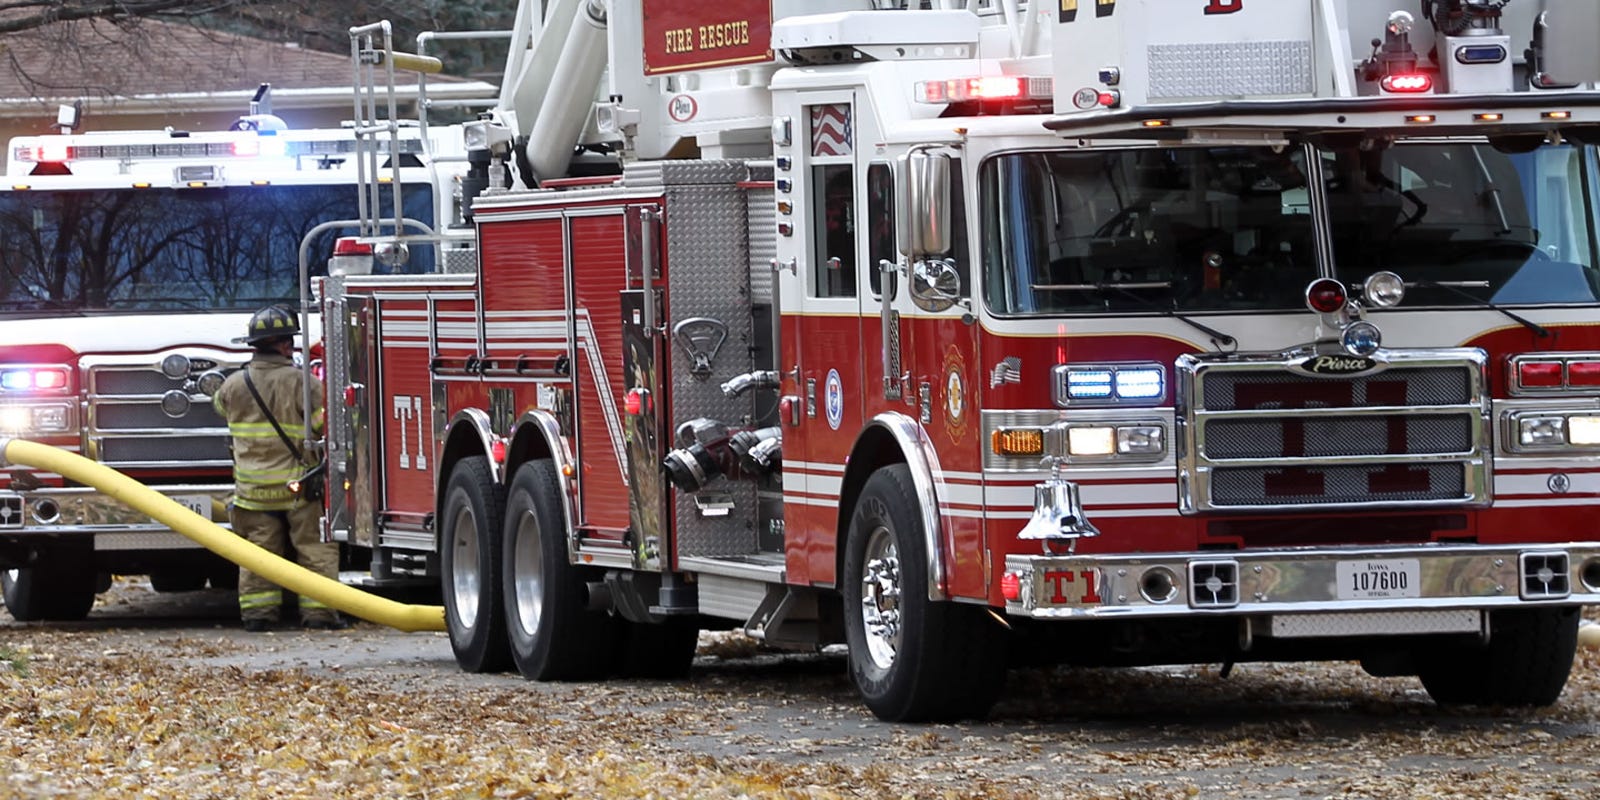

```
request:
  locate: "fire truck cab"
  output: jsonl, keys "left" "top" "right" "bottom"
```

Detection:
{"left": 0, "top": 90, "right": 465, "bottom": 621}
{"left": 325, "top": 0, "right": 1600, "bottom": 721}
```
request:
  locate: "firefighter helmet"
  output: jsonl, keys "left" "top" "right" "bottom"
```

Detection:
{"left": 236, "top": 305, "right": 300, "bottom": 345}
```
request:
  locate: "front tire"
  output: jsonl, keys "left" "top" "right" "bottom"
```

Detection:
{"left": 502, "top": 459, "right": 616, "bottom": 680}
{"left": 1418, "top": 606, "right": 1580, "bottom": 707}
{"left": 2, "top": 552, "right": 97, "bottom": 622}
{"left": 842, "top": 464, "right": 1006, "bottom": 722}
{"left": 440, "top": 456, "right": 511, "bottom": 673}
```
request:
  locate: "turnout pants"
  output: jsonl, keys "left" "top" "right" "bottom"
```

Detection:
{"left": 230, "top": 501, "right": 339, "bottom": 623}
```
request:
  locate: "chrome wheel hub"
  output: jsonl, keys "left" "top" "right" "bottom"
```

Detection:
{"left": 859, "top": 526, "right": 902, "bottom": 670}
{"left": 450, "top": 505, "right": 481, "bottom": 629}
{"left": 511, "top": 509, "right": 545, "bottom": 637}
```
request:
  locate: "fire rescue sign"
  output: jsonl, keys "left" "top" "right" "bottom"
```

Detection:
{"left": 642, "top": 0, "right": 774, "bottom": 76}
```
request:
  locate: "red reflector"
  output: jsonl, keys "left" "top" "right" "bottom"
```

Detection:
{"left": 1305, "top": 278, "right": 1348, "bottom": 314}
{"left": 1520, "top": 361, "right": 1564, "bottom": 388}
{"left": 333, "top": 237, "right": 374, "bottom": 256}
{"left": 343, "top": 385, "right": 358, "bottom": 406}
{"left": 1097, "top": 91, "right": 1121, "bottom": 108}
{"left": 1000, "top": 572, "right": 1021, "bottom": 602}
{"left": 1381, "top": 74, "right": 1433, "bottom": 93}
{"left": 624, "top": 389, "right": 642, "bottom": 416}
{"left": 1568, "top": 361, "right": 1600, "bottom": 386}
{"left": 491, "top": 438, "right": 507, "bottom": 463}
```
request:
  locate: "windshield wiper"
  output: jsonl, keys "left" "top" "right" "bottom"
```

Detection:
{"left": 1408, "top": 279, "right": 1551, "bottom": 338}
{"left": 1031, "top": 280, "right": 1237, "bottom": 349}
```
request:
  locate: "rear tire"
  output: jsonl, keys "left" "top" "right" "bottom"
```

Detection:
{"left": 1418, "top": 606, "right": 1580, "bottom": 707}
{"left": 2, "top": 553, "right": 97, "bottom": 621}
{"left": 440, "top": 456, "right": 511, "bottom": 673}
{"left": 842, "top": 464, "right": 1006, "bottom": 722}
{"left": 502, "top": 459, "right": 616, "bottom": 680}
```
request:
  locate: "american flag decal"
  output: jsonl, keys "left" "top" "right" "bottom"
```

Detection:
{"left": 810, "top": 104, "right": 853, "bottom": 157}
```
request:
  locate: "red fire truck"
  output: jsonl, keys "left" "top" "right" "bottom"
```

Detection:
{"left": 322, "top": 0, "right": 1600, "bottom": 720}
{"left": 0, "top": 87, "right": 464, "bottom": 621}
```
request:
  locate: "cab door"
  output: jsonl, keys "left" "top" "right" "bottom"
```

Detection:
{"left": 781, "top": 92, "right": 865, "bottom": 586}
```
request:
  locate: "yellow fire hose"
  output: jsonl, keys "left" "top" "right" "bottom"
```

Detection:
{"left": 2, "top": 439, "right": 444, "bottom": 632}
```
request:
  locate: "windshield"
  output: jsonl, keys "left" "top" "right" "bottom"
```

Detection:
{"left": 982, "top": 141, "right": 1600, "bottom": 317}
{"left": 0, "top": 184, "right": 434, "bottom": 315}
{"left": 982, "top": 146, "right": 1321, "bottom": 315}
{"left": 1323, "top": 140, "right": 1600, "bottom": 305}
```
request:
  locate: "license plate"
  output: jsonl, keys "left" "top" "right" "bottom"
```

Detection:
{"left": 1335, "top": 558, "right": 1420, "bottom": 600}
{"left": 168, "top": 493, "right": 210, "bottom": 521}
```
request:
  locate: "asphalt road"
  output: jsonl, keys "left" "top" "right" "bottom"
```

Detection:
{"left": 4, "top": 580, "right": 1599, "bottom": 799}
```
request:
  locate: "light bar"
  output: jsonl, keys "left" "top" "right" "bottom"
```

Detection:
{"left": 1512, "top": 354, "right": 1600, "bottom": 395}
{"left": 12, "top": 137, "right": 425, "bottom": 164}
{"left": 0, "top": 366, "right": 70, "bottom": 393}
{"left": 916, "top": 76, "right": 1053, "bottom": 104}
{"left": 1054, "top": 363, "right": 1167, "bottom": 407}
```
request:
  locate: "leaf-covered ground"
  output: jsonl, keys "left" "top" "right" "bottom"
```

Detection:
{"left": 2, "top": 584, "right": 1599, "bottom": 799}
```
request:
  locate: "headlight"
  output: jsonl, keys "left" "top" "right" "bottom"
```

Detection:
{"left": 0, "top": 403, "right": 71, "bottom": 433}
{"left": 1067, "top": 426, "right": 1116, "bottom": 456}
{"left": 1568, "top": 416, "right": 1600, "bottom": 446}
{"left": 1520, "top": 416, "right": 1566, "bottom": 447}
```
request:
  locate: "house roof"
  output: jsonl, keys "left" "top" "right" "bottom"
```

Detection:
{"left": 0, "top": 17, "right": 493, "bottom": 116}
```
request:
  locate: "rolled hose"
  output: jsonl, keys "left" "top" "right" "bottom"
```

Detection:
{"left": 1, "top": 439, "right": 444, "bottom": 633}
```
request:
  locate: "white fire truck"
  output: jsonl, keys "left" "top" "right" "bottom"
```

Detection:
{"left": 322, "top": 0, "right": 1600, "bottom": 720}
{"left": 0, "top": 87, "right": 467, "bottom": 621}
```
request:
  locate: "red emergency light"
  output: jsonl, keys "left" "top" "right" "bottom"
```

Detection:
{"left": 334, "top": 237, "right": 375, "bottom": 256}
{"left": 1305, "top": 278, "right": 1348, "bottom": 314}
{"left": 1519, "top": 361, "right": 1563, "bottom": 388}
{"left": 1380, "top": 74, "right": 1433, "bottom": 94}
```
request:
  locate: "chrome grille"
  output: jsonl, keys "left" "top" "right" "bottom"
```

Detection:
{"left": 1204, "top": 414, "right": 1473, "bottom": 459}
{"left": 96, "top": 402, "right": 225, "bottom": 431}
{"left": 1179, "top": 351, "right": 1490, "bottom": 513}
{"left": 87, "top": 356, "right": 241, "bottom": 469}
{"left": 93, "top": 370, "right": 188, "bottom": 395}
{"left": 100, "top": 436, "right": 231, "bottom": 464}
{"left": 1202, "top": 368, "right": 1471, "bottom": 410}
{"left": 1211, "top": 463, "right": 1467, "bottom": 506}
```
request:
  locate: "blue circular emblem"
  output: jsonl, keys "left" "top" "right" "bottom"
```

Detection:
{"left": 825, "top": 369, "right": 844, "bottom": 430}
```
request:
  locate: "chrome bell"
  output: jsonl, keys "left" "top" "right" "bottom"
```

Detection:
{"left": 1017, "top": 475, "right": 1100, "bottom": 555}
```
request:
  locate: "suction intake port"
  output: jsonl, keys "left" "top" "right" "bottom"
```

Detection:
{"left": 661, "top": 418, "right": 733, "bottom": 493}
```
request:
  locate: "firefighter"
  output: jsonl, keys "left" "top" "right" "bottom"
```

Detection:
{"left": 212, "top": 305, "right": 346, "bottom": 632}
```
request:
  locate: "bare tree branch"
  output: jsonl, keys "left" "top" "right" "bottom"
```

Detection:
{"left": 0, "top": 1, "right": 261, "bottom": 35}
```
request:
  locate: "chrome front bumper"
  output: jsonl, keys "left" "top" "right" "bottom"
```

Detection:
{"left": 1003, "top": 543, "right": 1600, "bottom": 621}
{"left": 0, "top": 485, "right": 232, "bottom": 549}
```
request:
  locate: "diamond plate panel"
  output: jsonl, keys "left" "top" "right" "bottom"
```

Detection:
{"left": 1268, "top": 610, "right": 1481, "bottom": 638}
{"left": 665, "top": 175, "right": 759, "bottom": 558}
{"left": 747, "top": 183, "right": 776, "bottom": 305}
{"left": 626, "top": 160, "right": 750, "bottom": 188}
{"left": 1148, "top": 41, "right": 1312, "bottom": 99}
{"left": 443, "top": 247, "right": 477, "bottom": 274}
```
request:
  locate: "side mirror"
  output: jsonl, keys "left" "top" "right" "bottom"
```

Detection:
{"left": 909, "top": 258, "right": 961, "bottom": 313}
{"left": 897, "top": 151, "right": 951, "bottom": 258}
